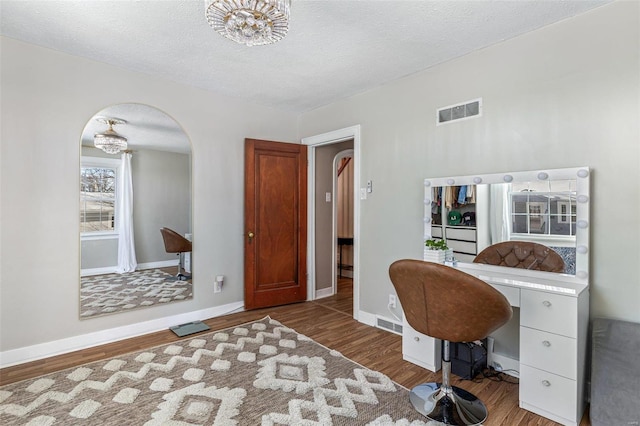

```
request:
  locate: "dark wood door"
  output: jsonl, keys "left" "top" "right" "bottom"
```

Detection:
{"left": 244, "top": 138, "right": 307, "bottom": 310}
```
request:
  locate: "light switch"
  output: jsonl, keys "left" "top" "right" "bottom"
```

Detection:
{"left": 367, "top": 180, "right": 373, "bottom": 193}
{"left": 325, "top": 192, "right": 331, "bottom": 202}
{"left": 360, "top": 188, "right": 367, "bottom": 200}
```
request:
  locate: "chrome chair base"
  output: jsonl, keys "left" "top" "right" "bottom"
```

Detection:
{"left": 410, "top": 382, "right": 488, "bottom": 426}
{"left": 167, "top": 271, "right": 191, "bottom": 281}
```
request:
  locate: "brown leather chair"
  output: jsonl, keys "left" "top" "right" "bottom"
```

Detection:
{"left": 473, "top": 241, "right": 565, "bottom": 273}
{"left": 160, "top": 227, "right": 192, "bottom": 280}
{"left": 389, "top": 259, "right": 512, "bottom": 425}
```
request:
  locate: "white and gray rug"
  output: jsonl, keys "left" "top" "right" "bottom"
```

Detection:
{"left": 0, "top": 317, "right": 441, "bottom": 425}
{"left": 80, "top": 269, "right": 192, "bottom": 318}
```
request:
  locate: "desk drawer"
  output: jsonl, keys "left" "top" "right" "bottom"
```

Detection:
{"left": 402, "top": 320, "right": 441, "bottom": 372}
{"left": 520, "top": 327, "right": 576, "bottom": 379}
{"left": 521, "top": 289, "right": 577, "bottom": 338}
{"left": 448, "top": 240, "right": 476, "bottom": 254}
{"left": 520, "top": 364, "right": 577, "bottom": 422}
{"left": 445, "top": 227, "right": 476, "bottom": 241}
{"left": 489, "top": 283, "right": 520, "bottom": 307}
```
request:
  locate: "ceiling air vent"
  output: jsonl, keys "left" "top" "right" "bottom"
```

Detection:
{"left": 437, "top": 98, "right": 482, "bottom": 125}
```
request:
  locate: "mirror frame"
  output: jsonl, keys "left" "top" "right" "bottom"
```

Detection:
{"left": 424, "top": 166, "right": 590, "bottom": 285}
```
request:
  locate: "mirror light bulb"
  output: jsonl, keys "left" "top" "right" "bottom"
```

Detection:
{"left": 577, "top": 245, "right": 588, "bottom": 254}
{"left": 473, "top": 177, "right": 483, "bottom": 184}
{"left": 577, "top": 220, "right": 589, "bottom": 229}
{"left": 576, "top": 271, "right": 588, "bottom": 279}
{"left": 577, "top": 195, "right": 589, "bottom": 203}
{"left": 446, "top": 178, "right": 455, "bottom": 185}
{"left": 577, "top": 169, "right": 589, "bottom": 178}
{"left": 503, "top": 174, "right": 513, "bottom": 182}
{"left": 537, "top": 172, "right": 549, "bottom": 180}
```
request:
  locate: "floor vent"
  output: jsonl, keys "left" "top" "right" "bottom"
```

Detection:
{"left": 437, "top": 98, "right": 482, "bottom": 125}
{"left": 376, "top": 316, "right": 403, "bottom": 335}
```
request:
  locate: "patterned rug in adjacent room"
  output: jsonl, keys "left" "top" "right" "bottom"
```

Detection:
{"left": 0, "top": 317, "right": 442, "bottom": 425}
{"left": 80, "top": 269, "right": 192, "bottom": 318}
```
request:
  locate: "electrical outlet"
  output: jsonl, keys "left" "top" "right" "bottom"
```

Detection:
{"left": 388, "top": 294, "right": 396, "bottom": 309}
{"left": 214, "top": 281, "right": 221, "bottom": 293}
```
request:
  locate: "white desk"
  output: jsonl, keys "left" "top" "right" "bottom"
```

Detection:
{"left": 401, "top": 263, "right": 589, "bottom": 426}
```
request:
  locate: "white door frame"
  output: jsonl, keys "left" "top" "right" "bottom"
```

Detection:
{"left": 302, "top": 125, "right": 361, "bottom": 320}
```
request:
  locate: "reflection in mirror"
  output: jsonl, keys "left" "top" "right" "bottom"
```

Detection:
{"left": 424, "top": 167, "right": 590, "bottom": 282}
{"left": 79, "top": 104, "right": 192, "bottom": 318}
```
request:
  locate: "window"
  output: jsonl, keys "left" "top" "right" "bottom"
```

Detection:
{"left": 509, "top": 180, "right": 577, "bottom": 239}
{"left": 80, "top": 157, "right": 119, "bottom": 235}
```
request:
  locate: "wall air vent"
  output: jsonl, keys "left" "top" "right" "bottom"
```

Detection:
{"left": 376, "top": 316, "right": 403, "bottom": 335}
{"left": 437, "top": 98, "right": 482, "bottom": 125}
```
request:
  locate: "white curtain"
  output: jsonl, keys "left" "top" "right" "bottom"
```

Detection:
{"left": 489, "top": 183, "right": 510, "bottom": 244}
{"left": 116, "top": 152, "right": 137, "bottom": 273}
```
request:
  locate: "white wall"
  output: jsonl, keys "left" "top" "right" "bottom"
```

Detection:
{"left": 299, "top": 2, "right": 640, "bottom": 323}
{"left": 131, "top": 149, "right": 191, "bottom": 265}
{"left": 0, "top": 37, "right": 297, "bottom": 353}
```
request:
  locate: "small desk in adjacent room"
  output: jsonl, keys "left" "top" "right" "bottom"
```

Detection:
{"left": 337, "top": 237, "right": 353, "bottom": 277}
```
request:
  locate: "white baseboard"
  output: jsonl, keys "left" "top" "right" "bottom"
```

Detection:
{"left": 357, "top": 310, "right": 376, "bottom": 327}
{"left": 137, "top": 260, "right": 178, "bottom": 270}
{"left": 487, "top": 351, "right": 520, "bottom": 378}
{"left": 0, "top": 301, "right": 244, "bottom": 368}
{"left": 315, "top": 286, "right": 334, "bottom": 299}
{"left": 81, "top": 266, "right": 118, "bottom": 277}
{"left": 80, "top": 260, "right": 178, "bottom": 277}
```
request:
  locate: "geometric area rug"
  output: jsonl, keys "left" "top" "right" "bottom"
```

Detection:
{"left": 0, "top": 317, "right": 442, "bottom": 425}
{"left": 80, "top": 269, "right": 193, "bottom": 318}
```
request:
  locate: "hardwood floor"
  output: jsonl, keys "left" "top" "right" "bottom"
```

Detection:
{"left": 0, "top": 277, "right": 589, "bottom": 425}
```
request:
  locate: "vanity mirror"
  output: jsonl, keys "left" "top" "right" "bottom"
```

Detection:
{"left": 79, "top": 103, "right": 193, "bottom": 318}
{"left": 424, "top": 167, "right": 590, "bottom": 283}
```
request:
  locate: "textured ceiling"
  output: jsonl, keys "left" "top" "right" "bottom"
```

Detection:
{"left": 1, "top": 0, "right": 611, "bottom": 114}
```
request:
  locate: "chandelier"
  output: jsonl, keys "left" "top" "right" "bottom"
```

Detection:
{"left": 205, "top": 0, "right": 291, "bottom": 46}
{"left": 94, "top": 117, "right": 128, "bottom": 154}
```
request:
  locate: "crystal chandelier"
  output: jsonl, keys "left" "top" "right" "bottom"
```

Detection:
{"left": 205, "top": 0, "right": 291, "bottom": 46}
{"left": 94, "top": 117, "right": 128, "bottom": 154}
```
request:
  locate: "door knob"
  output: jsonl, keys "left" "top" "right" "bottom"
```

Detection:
{"left": 248, "top": 231, "right": 255, "bottom": 240}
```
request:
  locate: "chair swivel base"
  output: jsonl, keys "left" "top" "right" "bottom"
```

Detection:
{"left": 167, "top": 272, "right": 191, "bottom": 281}
{"left": 409, "top": 382, "right": 487, "bottom": 426}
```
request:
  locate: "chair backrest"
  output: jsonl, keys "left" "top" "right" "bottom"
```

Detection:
{"left": 160, "top": 227, "right": 192, "bottom": 254}
{"left": 389, "top": 259, "right": 512, "bottom": 342}
{"left": 473, "top": 241, "right": 565, "bottom": 273}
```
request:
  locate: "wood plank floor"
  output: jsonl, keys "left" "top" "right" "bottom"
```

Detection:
{"left": 0, "top": 277, "right": 589, "bottom": 425}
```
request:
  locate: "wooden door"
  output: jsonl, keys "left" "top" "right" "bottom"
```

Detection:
{"left": 244, "top": 138, "right": 307, "bottom": 310}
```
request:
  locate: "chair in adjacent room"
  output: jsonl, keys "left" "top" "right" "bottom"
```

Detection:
{"left": 389, "top": 259, "right": 512, "bottom": 425}
{"left": 473, "top": 241, "right": 565, "bottom": 273}
{"left": 160, "top": 227, "right": 192, "bottom": 280}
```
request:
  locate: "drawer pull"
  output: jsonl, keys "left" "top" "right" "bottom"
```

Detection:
{"left": 542, "top": 340, "right": 551, "bottom": 347}
{"left": 542, "top": 380, "right": 551, "bottom": 387}
{"left": 542, "top": 300, "right": 552, "bottom": 307}
{"left": 414, "top": 337, "right": 420, "bottom": 342}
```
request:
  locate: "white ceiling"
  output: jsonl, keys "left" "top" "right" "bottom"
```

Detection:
{"left": 1, "top": 0, "right": 611, "bottom": 152}
{"left": 80, "top": 103, "right": 192, "bottom": 154}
